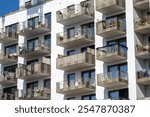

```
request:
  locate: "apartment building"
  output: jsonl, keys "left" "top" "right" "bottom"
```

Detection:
{"left": 0, "top": 0, "right": 149, "bottom": 100}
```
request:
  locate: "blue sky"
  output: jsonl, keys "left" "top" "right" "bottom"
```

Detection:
{"left": 0, "top": 0, "right": 19, "bottom": 16}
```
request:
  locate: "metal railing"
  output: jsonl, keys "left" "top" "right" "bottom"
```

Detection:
{"left": 16, "top": 62, "right": 51, "bottom": 78}
{"left": 19, "top": 17, "right": 51, "bottom": 31}
{"left": 0, "top": 28, "right": 18, "bottom": 39}
{"left": 96, "top": 0, "right": 125, "bottom": 10}
{"left": 57, "top": 27, "right": 94, "bottom": 44}
{"left": 97, "top": 71, "right": 128, "bottom": 82}
{"left": 56, "top": 2, "right": 94, "bottom": 22}
{"left": 97, "top": 44, "right": 127, "bottom": 57}
{"left": 57, "top": 78, "right": 95, "bottom": 91}
{"left": 18, "top": 40, "right": 51, "bottom": 55}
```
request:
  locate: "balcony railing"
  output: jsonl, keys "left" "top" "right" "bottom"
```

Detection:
{"left": 19, "top": 17, "right": 51, "bottom": 37}
{"left": 0, "top": 93, "right": 16, "bottom": 100}
{"left": 0, "top": 72, "right": 17, "bottom": 86}
{"left": 96, "top": 0, "right": 125, "bottom": 14}
{"left": 97, "top": 44, "right": 127, "bottom": 62}
{"left": 56, "top": 2, "right": 94, "bottom": 25}
{"left": 135, "top": 44, "right": 150, "bottom": 59}
{"left": 96, "top": 18, "right": 126, "bottom": 38}
{"left": 18, "top": 40, "right": 51, "bottom": 59}
{"left": 137, "top": 69, "right": 150, "bottom": 85}
{"left": 56, "top": 78, "right": 95, "bottom": 95}
{"left": 0, "top": 28, "right": 18, "bottom": 44}
{"left": 97, "top": 71, "right": 128, "bottom": 89}
{"left": 20, "top": 0, "right": 52, "bottom": 9}
{"left": 16, "top": 62, "right": 51, "bottom": 80}
{"left": 133, "top": 0, "right": 149, "bottom": 10}
{"left": 24, "top": 88, "right": 50, "bottom": 100}
{"left": 0, "top": 51, "right": 18, "bottom": 65}
{"left": 57, "top": 28, "right": 94, "bottom": 48}
{"left": 56, "top": 48, "right": 95, "bottom": 71}
{"left": 134, "top": 16, "right": 150, "bottom": 34}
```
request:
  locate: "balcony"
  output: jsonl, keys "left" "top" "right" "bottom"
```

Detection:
{"left": 16, "top": 62, "right": 51, "bottom": 80}
{"left": 56, "top": 2, "right": 94, "bottom": 26}
{"left": 19, "top": 18, "right": 51, "bottom": 38}
{"left": 135, "top": 17, "right": 150, "bottom": 34}
{"left": 96, "top": 0, "right": 125, "bottom": 15}
{"left": 134, "top": 0, "right": 149, "bottom": 10}
{"left": 0, "top": 93, "right": 16, "bottom": 100}
{"left": 135, "top": 44, "right": 150, "bottom": 59}
{"left": 0, "top": 72, "right": 17, "bottom": 86}
{"left": 24, "top": 88, "right": 50, "bottom": 100}
{"left": 97, "top": 44, "right": 127, "bottom": 63}
{"left": 0, "top": 29, "right": 18, "bottom": 44}
{"left": 21, "top": 0, "right": 52, "bottom": 9}
{"left": 56, "top": 49, "right": 95, "bottom": 72}
{"left": 138, "top": 97, "right": 150, "bottom": 100}
{"left": 137, "top": 70, "right": 150, "bottom": 85}
{"left": 0, "top": 52, "right": 18, "bottom": 65}
{"left": 57, "top": 28, "right": 94, "bottom": 48}
{"left": 97, "top": 71, "right": 128, "bottom": 89}
{"left": 96, "top": 18, "right": 126, "bottom": 38}
{"left": 18, "top": 41, "right": 51, "bottom": 59}
{"left": 56, "top": 78, "right": 95, "bottom": 96}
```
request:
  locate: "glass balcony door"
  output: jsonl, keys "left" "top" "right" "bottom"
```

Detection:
{"left": 45, "top": 13, "right": 51, "bottom": 29}
{"left": 5, "top": 44, "right": 17, "bottom": 55}
{"left": 27, "top": 38, "right": 39, "bottom": 52}
{"left": 81, "top": 70, "right": 95, "bottom": 83}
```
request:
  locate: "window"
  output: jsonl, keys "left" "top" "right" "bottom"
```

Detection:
{"left": 67, "top": 50, "right": 75, "bottom": 56}
{"left": 27, "top": 59, "right": 38, "bottom": 65}
{"left": 28, "top": 17, "right": 39, "bottom": 29}
{"left": 27, "top": 81, "right": 38, "bottom": 91}
{"left": 27, "top": 38, "right": 38, "bottom": 52}
{"left": 5, "top": 23, "right": 18, "bottom": 37}
{"left": 67, "top": 73, "right": 75, "bottom": 87}
{"left": 81, "top": 45, "right": 95, "bottom": 53}
{"left": 44, "top": 34, "right": 51, "bottom": 47}
{"left": 81, "top": 22, "right": 94, "bottom": 38}
{"left": 3, "top": 86, "right": 17, "bottom": 95}
{"left": 82, "top": 70, "right": 95, "bottom": 83}
{"left": 82, "top": 94, "right": 96, "bottom": 100}
{"left": 67, "top": 97, "right": 76, "bottom": 100}
{"left": 5, "top": 44, "right": 17, "bottom": 55}
{"left": 44, "top": 79, "right": 50, "bottom": 89}
{"left": 109, "top": 89, "right": 128, "bottom": 100}
{"left": 108, "top": 63, "right": 127, "bottom": 80}
{"left": 45, "top": 13, "right": 51, "bottom": 29}
{"left": 4, "top": 65, "right": 17, "bottom": 73}
{"left": 67, "top": 27, "right": 75, "bottom": 39}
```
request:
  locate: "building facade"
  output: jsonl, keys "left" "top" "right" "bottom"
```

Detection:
{"left": 0, "top": 0, "right": 149, "bottom": 100}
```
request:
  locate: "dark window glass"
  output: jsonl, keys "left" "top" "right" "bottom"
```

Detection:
{"left": 81, "top": 45, "right": 95, "bottom": 53}
{"left": 109, "top": 89, "right": 128, "bottom": 100}
{"left": 82, "top": 94, "right": 96, "bottom": 100}
{"left": 27, "top": 81, "right": 38, "bottom": 91}
{"left": 67, "top": 27, "right": 75, "bottom": 39}
{"left": 27, "top": 38, "right": 38, "bottom": 52}
{"left": 67, "top": 50, "right": 75, "bottom": 56}
{"left": 3, "top": 86, "right": 17, "bottom": 94}
{"left": 4, "top": 65, "right": 17, "bottom": 73}
{"left": 67, "top": 97, "right": 76, "bottom": 100}
{"left": 44, "top": 79, "right": 50, "bottom": 89}
{"left": 27, "top": 59, "right": 38, "bottom": 65}
{"left": 5, "top": 44, "right": 17, "bottom": 55}
{"left": 28, "top": 17, "right": 39, "bottom": 29}
{"left": 82, "top": 70, "right": 95, "bottom": 83}
{"left": 44, "top": 34, "right": 51, "bottom": 47}
{"left": 67, "top": 73, "right": 75, "bottom": 87}
{"left": 45, "top": 13, "right": 51, "bottom": 29}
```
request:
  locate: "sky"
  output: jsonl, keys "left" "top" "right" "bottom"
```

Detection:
{"left": 0, "top": 0, "right": 19, "bottom": 16}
